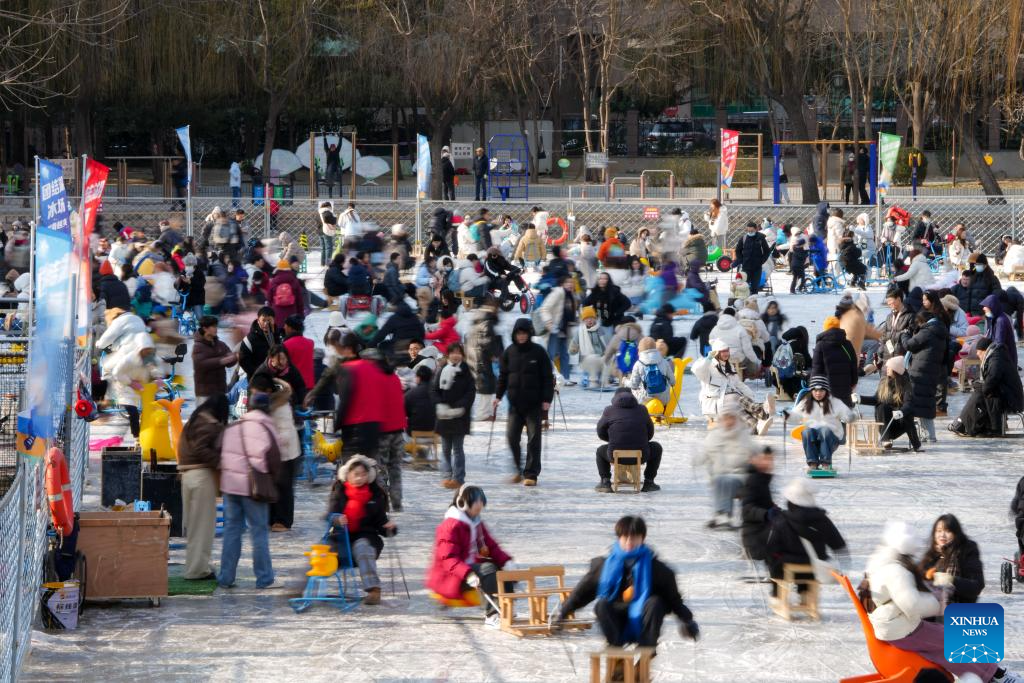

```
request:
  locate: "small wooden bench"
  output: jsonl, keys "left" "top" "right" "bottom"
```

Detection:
{"left": 848, "top": 419, "right": 884, "bottom": 454}
{"left": 408, "top": 431, "right": 440, "bottom": 469}
{"left": 494, "top": 565, "right": 592, "bottom": 637}
{"left": 611, "top": 450, "right": 642, "bottom": 493}
{"left": 590, "top": 646, "right": 655, "bottom": 683}
{"left": 771, "top": 563, "right": 820, "bottom": 621}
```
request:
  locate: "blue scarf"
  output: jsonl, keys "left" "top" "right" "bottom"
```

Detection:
{"left": 597, "top": 542, "right": 653, "bottom": 641}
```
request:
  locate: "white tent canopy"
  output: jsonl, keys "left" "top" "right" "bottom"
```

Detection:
{"left": 295, "top": 135, "right": 360, "bottom": 172}
{"left": 253, "top": 149, "right": 303, "bottom": 177}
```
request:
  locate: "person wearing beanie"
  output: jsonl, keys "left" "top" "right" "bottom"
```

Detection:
{"left": 97, "top": 257, "right": 131, "bottom": 311}
{"left": 856, "top": 355, "right": 921, "bottom": 451}
{"left": 577, "top": 305, "right": 612, "bottom": 389}
{"left": 782, "top": 375, "right": 854, "bottom": 473}
{"left": 268, "top": 256, "right": 306, "bottom": 329}
{"left": 326, "top": 455, "right": 396, "bottom": 605}
{"left": 765, "top": 477, "right": 847, "bottom": 598}
{"left": 865, "top": 522, "right": 1023, "bottom": 683}
{"left": 810, "top": 314, "right": 858, "bottom": 407}
{"left": 627, "top": 337, "right": 675, "bottom": 408}
{"left": 649, "top": 303, "right": 687, "bottom": 358}
{"left": 950, "top": 336, "right": 1024, "bottom": 437}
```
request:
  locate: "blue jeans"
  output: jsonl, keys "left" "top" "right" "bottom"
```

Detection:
{"left": 231, "top": 186, "right": 241, "bottom": 209}
{"left": 218, "top": 493, "right": 274, "bottom": 588}
{"left": 441, "top": 434, "right": 466, "bottom": 483}
{"left": 320, "top": 235, "right": 334, "bottom": 268}
{"left": 802, "top": 427, "right": 840, "bottom": 466}
{"left": 547, "top": 334, "right": 571, "bottom": 380}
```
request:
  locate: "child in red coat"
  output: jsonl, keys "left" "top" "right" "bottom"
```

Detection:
{"left": 425, "top": 485, "right": 514, "bottom": 625}
{"left": 426, "top": 310, "right": 460, "bottom": 356}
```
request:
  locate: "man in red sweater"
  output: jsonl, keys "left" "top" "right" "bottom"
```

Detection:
{"left": 282, "top": 315, "right": 314, "bottom": 391}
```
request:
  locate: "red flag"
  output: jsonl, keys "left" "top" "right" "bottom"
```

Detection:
{"left": 720, "top": 129, "right": 740, "bottom": 188}
{"left": 81, "top": 159, "right": 109, "bottom": 242}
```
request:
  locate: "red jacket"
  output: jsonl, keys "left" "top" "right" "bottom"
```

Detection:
{"left": 283, "top": 334, "right": 315, "bottom": 390}
{"left": 339, "top": 359, "right": 388, "bottom": 426}
{"left": 268, "top": 269, "right": 305, "bottom": 328}
{"left": 425, "top": 507, "right": 512, "bottom": 600}
{"left": 378, "top": 372, "right": 407, "bottom": 433}
{"left": 425, "top": 316, "right": 460, "bottom": 356}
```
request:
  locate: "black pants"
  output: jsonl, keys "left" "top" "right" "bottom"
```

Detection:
{"left": 443, "top": 180, "right": 456, "bottom": 201}
{"left": 745, "top": 267, "right": 762, "bottom": 294}
{"left": 341, "top": 422, "right": 380, "bottom": 460}
{"left": 858, "top": 181, "right": 870, "bottom": 205}
{"left": 595, "top": 596, "right": 666, "bottom": 648}
{"left": 844, "top": 183, "right": 853, "bottom": 204}
{"left": 877, "top": 407, "right": 921, "bottom": 450}
{"left": 469, "top": 561, "right": 516, "bottom": 615}
{"left": 958, "top": 393, "right": 1003, "bottom": 436}
{"left": 270, "top": 457, "right": 300, "bottom": 528}
{"left": 124, "top": 405, "right": 141, "bottom": 438}
{"left": 790, "top": 269, "right": 805, "bottom": 293}
{"left": 596, "top": 443, "right": 662, "bottom": 482}
{"left": 507, "top": 406, "right": 542, "bottom": 479}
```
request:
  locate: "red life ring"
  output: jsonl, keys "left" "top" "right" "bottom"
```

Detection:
{"left": 46, "top": 447, "right": 74, "bottom": 535}
{"left": 545, "top": 216, "right": 568, "bottom": 246}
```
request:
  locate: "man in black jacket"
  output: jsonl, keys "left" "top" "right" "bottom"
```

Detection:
{"left": 733, "top": 221, "right": 772, "bottom": 295}
{"left": 370, "top": 301, "right": 426, "bottom": 366}
{"left": 872, "top": 287, "right": 915, "bottom": 365}
{"left": 441, "top": 147, "right": 456, "bottom": 201}
{"left": 494, "top": 318, "right": 555, "bottom": 486}
{"left": 473, "top": 147, "right": 488, "bottom": 201}
{"left": 740, "top": 447, "right": 779, "bottom": 564}
{"left": 649, "top": 304, "right": 687, "bottom": 357}
{"left": 951, "top": 338, "right": 1024, "bottom": 436}
{"left": 594, "top": 388, "right": 662, "bottom": 493}
{"left": 239, "top": 307, "right": 281, "bottom": 378}
{"left": 555, "top": 516, "right": 699, "bottom": 658}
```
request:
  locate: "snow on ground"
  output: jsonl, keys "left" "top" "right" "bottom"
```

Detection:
{"left": 21, "top": 270, "right": 1024, "bottom": 682}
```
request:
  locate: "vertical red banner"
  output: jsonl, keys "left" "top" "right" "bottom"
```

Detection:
{"left": 77, "top": 159, "right": 110, "bottom": 341}
{"left": 720, "top": 129, "right": 740, "bottom": 188}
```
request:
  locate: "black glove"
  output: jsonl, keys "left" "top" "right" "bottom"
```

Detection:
{"left": 781, "top": 409, "right": 790, "bottom": 420}
{"left": 680, "top": 620, "right": 700, "bottom": 641}
{"left": 766, "top": 507, "right": 780, "bottom": 522}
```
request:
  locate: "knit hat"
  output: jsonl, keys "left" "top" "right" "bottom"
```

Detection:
{"left": 882, "top": 521, "right": 919, "bottom": 556}
{"left": 275, "top": 259, "right": 290, "bottom": 271}
{"left": 783, "top": 478, "right": 816, "bottom": 508}
{"left": 99, "top": 260, "right": 114, "bottom": 276}
{"left": 604, "top": 227, "right": 618, "bottom": 239}
{"left": 823, "top": 316, "right": 840, "bottom": 331}
{"left": 941, "top": 294, "right": 960, "bottom": 311}
{"left": 966, "top": 324, "right": 981, "bottom": 337}
{"left": 581, "top": 306, "right": 597, "bottom": 321}
{"left": 338, "top": 454, "right": 377, "bottom": 484}
{"left": 885, "top": 355, "right": 906, "bottom": 375}
{"left": 808, "top": 375, "right": 830, "bottom": 392}
{"left": 638, "top": 337, "right": 656, "bottom": 352}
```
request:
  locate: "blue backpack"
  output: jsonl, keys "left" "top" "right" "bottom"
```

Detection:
{"left": 616, "top": 340, "right": 638, "bottom": 374}
{"left": 772, "top": 341, "right": 795, "bottom": 380}
{"left": 641, "top": 361, "right": 667, "bottom": 394}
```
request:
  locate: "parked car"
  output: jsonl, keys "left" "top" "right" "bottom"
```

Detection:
{"left": 642, "top": 120, "right": 715, "bottom": 155}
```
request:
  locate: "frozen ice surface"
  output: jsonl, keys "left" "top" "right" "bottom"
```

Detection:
{"left": 21, "top": 273, "right": 1024, "bottom": 682}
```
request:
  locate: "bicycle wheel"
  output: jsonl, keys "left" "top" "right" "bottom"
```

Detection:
{"left": 799, "top": 276, "right": 814, "bottom": 293}
{"left": 819, "top": 275, "right": 837, "bottom": 292}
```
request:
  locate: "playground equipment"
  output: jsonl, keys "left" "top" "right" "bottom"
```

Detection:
{"left": 487, "top": 134, "right": 529, "bottom": 201}
{"left": 289, "top": 524, "right": 363, "bottom": 613}
{"left": 645, "top": 357, "right": 691, "bottom": 425}
{"left": 139, "top": 383, "right": 175, "bottom": 461}
{"left": 772, "top": 140, "right": 877, "bottom": 205}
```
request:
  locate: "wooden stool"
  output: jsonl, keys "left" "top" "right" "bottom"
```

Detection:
{"left": 1001, "top": 412, "right": 1024, "bottom": 436}
{"left": 611, "top": 450, "right": 642, "bottom": 493}
{"left": 408, "top": 431, "right": 440, "bottom": 468}
{"left": 771, "top": 563, "right": 820, "bottom": 621}
{"left": 590, "top": 646, "right": 655, "bottom": 683}
{"left": 1011, "top": 265, "right": 1024, "bottom": 282}
{"left": 848, "top": 419, "right": 883, "bottom": 454}
{"left": 955, "top": 358, "right": 981, "bottom": 391}
{"left": 770, "top": 366, "right": 793, "bottom": 401}
{"left": 494, "top": 565, "right": 592, "bottom": 637}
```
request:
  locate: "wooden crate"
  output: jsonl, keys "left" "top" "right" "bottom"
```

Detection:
{"left": 77, "top": 510, "right": 170, "bottom": 602}
{"left": 495, "top": 565, "right": 592, "bottom": 637}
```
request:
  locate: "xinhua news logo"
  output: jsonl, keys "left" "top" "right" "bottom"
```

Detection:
{"left": 945, "top": 603, "right": 1004, "bottom": 664}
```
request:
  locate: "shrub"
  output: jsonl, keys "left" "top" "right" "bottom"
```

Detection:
{"left": 892, "top": 146, "right": 929, "bottom": 185}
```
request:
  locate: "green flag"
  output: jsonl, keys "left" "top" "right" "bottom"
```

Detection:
{"left": 878, "top": 133, "right": 901, "bottom": 193}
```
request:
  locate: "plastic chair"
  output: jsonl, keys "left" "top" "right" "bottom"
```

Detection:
{"left": 832, "top": 571, "right": 952, "bottom": 683}
{"left": 289, "top": 524, "right": 363, "bottom": 613}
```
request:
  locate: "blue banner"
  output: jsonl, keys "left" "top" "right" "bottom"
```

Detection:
{"left": 417, "top": 134, "right": 431, "bottom": 197}
{"left": 19, "top": 160, "right": 75, "bottom": 452}
{"left": 176, "top": 125, "right": 192, "bottom": 185}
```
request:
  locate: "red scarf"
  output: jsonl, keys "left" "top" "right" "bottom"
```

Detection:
{"left": 342, "top": 482, "right": 372, "bottom": 533}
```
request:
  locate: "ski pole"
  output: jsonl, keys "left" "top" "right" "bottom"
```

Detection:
{"left": 556, "top": 389, "right": 568, "bottom": 431}
{"left": 485, "top": 405, "right": 497, "bottom": 465}
{"left": 744, "top": 549, "right": 770, "bottom": 615}
{"left": 548, "top": 598, "right": 577, "bottom": 675}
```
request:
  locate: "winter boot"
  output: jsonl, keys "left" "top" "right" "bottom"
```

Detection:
{"left": 363, "top": 587, "right": 381, "bottom": 605}
{"left": 595, "top": 478, "right": 612, "bottom": 493}
{"left": 641, "top": 480, "right": 660, "bottom": 493}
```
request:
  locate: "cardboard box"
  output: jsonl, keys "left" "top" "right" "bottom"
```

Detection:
{"left": 77, "top": 510, "right": 169, "bottom": 601}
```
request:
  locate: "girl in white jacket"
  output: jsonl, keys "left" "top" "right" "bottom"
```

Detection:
{"left": 866, "top": 522, "right": 1021, "bottom": 683}
{"left": 691, "top": 339, "right": 775, "bottom": 434}
{"left": 893, "top": 249, "right": 934, "bottom": 292}
{"left": 783, "top": 375, "right": 853, "bottom": 473}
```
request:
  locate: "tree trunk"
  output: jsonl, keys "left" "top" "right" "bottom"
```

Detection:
{"left": 428, "top": 130, "right": 444, "bottom": 201}
{"left": 910, "top": 82, "right": 926, "bottom": 150}
{"left": 958, "top": 112, "right": 1003, "bottom": 197}
{"left": 779, "top": 94, "right": 820, "bottom": 204}
{"left": 261, "top": 96, "right": 284, "bottom": 179}
{"left": 390, "top": 106, "right": 403, "bottom": 180}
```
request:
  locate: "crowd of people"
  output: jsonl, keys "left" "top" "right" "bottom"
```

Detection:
{"left": 77, "top": 198, "right": 1024, "bottom": 683}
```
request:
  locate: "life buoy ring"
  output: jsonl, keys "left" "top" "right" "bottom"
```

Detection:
{"left": 545, "top": 216, "right": 568, "bottom": 246}
{"left": 46, "top": 447, "right": 74, "bottom": 535}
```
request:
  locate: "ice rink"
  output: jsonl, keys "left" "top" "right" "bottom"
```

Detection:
{"left": 22, "top": 272, "right": 1024, "bottom": 682}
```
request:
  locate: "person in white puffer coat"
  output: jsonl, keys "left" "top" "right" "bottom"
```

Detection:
{"left": 708, "top": 308, "right": 758, "bottom": 374}
{"left": 865, "top": 522, "right": 1022, "bottom": 683}
{"left": 691, "top": 339, "right": 774, "bottom": 434}
{"left": 893, "top": 249, "right": 934, "bottom": 292}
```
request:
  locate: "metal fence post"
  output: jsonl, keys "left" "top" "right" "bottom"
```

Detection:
{"left": 11, "top": 463, "right": 25, "bottom": 678}
{"left": 1013, "top": 198, "right": 1018, "bottom": 244}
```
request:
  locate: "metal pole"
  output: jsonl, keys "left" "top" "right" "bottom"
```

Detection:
{"left": 952, "top": 129, "right": 958, "bottom": 187}
{"left": 350, "top": 131, "right": 358, "bottom": 200}
{"left": 756, "top": 133, "right": 763, "bottom": 201}
{"left": 264, "top": 182, "right": 271, "bottom": 239}
{"left": 772, "top": 143, "right": 781, "bottom": 205}
{"left": 869, "top": 141, "right": 878, "bottom": 205}
{"left": 186, "top": 162, "right": 193, "bottom": 237}
{"left": 309, "top": 132, "right": 316, "bottom": 200}
{"left": 392, "top": 144, "right": 399, "bottom": 201}
{"left": 11, "top": 464, "right": 25, "bottom": 677}
{"left": 874, "top": 134, "right": 883, "bottom": 241}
